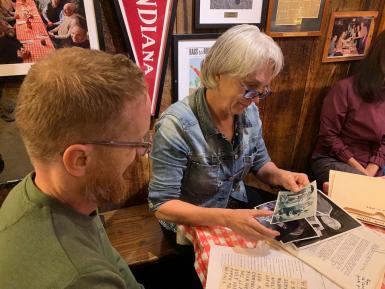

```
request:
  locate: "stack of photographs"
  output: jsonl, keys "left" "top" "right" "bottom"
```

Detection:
{"left": 255, "top": 181, "right": 362, "bottom": 249}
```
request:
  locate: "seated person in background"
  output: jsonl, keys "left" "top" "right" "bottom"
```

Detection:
{"left": 1, "top": 0, "right": 14, "bottom": 12}
{"left": 48, "top": 2, "right": 78, "bottom": 45}
{"left": 0, "top": 1, "right": 15, "bottom": 26}
{"left": 36, "top": 0, "right": 51, "bottom": 12}
{"left": 0, "top": 48, "right": 149, "bottom": 289}
{"left": 148, "top": 24, "right": 309, "bottom": 243}
{"left": 311, "top": 30, "right": 385, "bottom": 186}
{"left": 64, "top": 19, "right": 89, "bottom": 48}
{"left": 0, "top": 21, "right": 24, "bottom": 64}
{"left": 42, "top": 0, "right": 65, "bottom": 28}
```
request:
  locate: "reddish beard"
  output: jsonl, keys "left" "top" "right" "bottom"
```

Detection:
{"left": 84, "top": 161, "right": 132, "bottom": 207}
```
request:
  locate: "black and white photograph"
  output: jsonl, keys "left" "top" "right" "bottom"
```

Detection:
{"left": 255, "top": 201, "right": 320, "bottom": 244}
{"left": 292, "top": 190, "right": 362, "bottom": 249}
{"left": 210, "top": 0, "right": 253, "bottom": 10}
{"left": 195, "top": 0, "right": 267, "bottom": 29}
{"left": 271, "top": 181, "right": 317, "bottom": 224}
{"left": 0, "top": 0, "right": 102, "bottom": 77}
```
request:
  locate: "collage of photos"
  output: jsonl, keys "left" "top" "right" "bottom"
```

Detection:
{"left": 0, "top": 0, "right": 91, "bottom": 66}
{"left": 255, "top": 183, "right": 362, "bottom": 249}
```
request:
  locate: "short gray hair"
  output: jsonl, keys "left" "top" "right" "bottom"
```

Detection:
{"left": 200, "top": 24, "right": 284, "bottom": 89}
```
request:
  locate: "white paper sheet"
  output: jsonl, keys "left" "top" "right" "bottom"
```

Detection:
{"left": 206, "top": 244, "right": 341, "bottom": 289}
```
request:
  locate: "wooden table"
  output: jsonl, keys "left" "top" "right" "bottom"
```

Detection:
{"left": 102, "top": 204, "right": 176, "bottom": 267}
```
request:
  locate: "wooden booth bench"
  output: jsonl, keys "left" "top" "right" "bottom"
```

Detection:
{"left": 101, "top": 203, "right": 176, "bottom": 267}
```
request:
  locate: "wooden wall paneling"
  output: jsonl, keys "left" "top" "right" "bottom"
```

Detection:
{"left": 176, "top": 0, "right": 193, "bottom": 34}
{"left": 262, "top": 38, "right": 313, "bottom": 170}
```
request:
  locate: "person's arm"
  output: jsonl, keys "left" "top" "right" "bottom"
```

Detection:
{"left": 367, "top": 135, "right": 385, "bottom": 176}
{"left": 155, "top": 200, "right": 279, "bottom": 240}
{"left": 318, "top": 80, "right": 360, "bottom": 168}
{"left": 149, "top": 114, "right": 278, "bottom": 240}
{"left": 41, "top": 4, "right": 50, "bottom": 23}
{"left": 255, "top": 162, "right": 309, "bottom": 192}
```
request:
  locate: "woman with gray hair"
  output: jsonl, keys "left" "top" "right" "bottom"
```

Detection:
{"left": 148, "top": 24, "right": 309, "bottom": 244}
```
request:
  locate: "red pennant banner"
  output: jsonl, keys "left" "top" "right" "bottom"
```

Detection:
{"left": 115, "top": 0, "right": 176, "bottom": 116}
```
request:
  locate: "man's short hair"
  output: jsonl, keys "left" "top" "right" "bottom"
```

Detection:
{"left": 200, "top": 24, "right": 284, "bottom": 89}
{"left": 16, "top": 47, "right": 146, "bottom": 160}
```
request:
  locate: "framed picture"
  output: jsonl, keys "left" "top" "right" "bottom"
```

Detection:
{"left": 0, "top": 0, "right": 104, "bottom": 77}
{"left": 194, "top": 0, "right": 268, "bottom": 29}
{"left": 322, "top": 11, "right": 379, "bottom": 63}
{"left": 265, "top": 0, "right": 329, "bottom": 37}
{"left": 113, "top": 0, "right": 177, "bottom": 117}
{"left": 172, "top": 33, "right": 219, "bottom": 102}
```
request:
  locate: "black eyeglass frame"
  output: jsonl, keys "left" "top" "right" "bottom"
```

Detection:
{"left": 240, "top": 82, "right": 272, "bottom": 100}
{"left": 83, "top": 140, "right": 152, "bottom": 155}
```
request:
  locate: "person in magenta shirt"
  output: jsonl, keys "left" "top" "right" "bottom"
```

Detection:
{"left": 311, "top": 30, "right": 385, "bottom": 186}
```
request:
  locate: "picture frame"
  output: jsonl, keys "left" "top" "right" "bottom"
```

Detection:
{"left": 0, "top": 0, "right": 104, "bottom": 77}
{"left": 322, "top": 11, "right": 379, "bottom": 63}
{"left": 172, "top": 33, "right": 219, "bottom": 102}
{"left": 265, "top": 0, "right": 329, "bottom": 37}
{"left": 113, "top": 0, "right": 177, "bottom": 117}
{"left": 194, "top": 0, "right": 268, "bottom": 29}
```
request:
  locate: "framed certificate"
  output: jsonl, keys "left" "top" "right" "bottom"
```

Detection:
{"left": 265, "top": 0, "right": 329, "bottom": 37}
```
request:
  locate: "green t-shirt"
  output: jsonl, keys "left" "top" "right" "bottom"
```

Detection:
{"left": 0, "top": 173, "right": 144, "bottom": 289}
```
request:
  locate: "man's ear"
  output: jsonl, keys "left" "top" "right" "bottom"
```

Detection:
{"left": 62, "top": 144, "right": 93, "bottom": 177}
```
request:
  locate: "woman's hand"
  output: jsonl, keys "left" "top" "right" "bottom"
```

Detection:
{"left": 347, "top": 157, "right": 368, "bottom": 175}
{"left": 224, "top": 209, "right": 279, "bottom": 241}
{"left": 276, "top": 169, "right": 309, "bottom": 192}
{"left": 366, "top": 163, "right": 379, "bottom": 177}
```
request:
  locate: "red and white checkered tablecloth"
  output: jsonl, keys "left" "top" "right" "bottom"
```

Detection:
{"left": 177, "top": 225, "right": 259, "bottom": 288}
{"left": 15, "top": 21, "right": 49, "bottom": 41}
{"left": 178, "top": 225, "right": 385, "bottom": 289}
{"left": 19, "top": 39, "right": 54, "bottom": 63}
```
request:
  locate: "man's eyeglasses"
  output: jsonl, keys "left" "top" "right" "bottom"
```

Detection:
{"left": 83, "top": 134, "right": 152, "bottom": 156}
{"left": 240, "top": 82, "right": 272, "bottom": 100}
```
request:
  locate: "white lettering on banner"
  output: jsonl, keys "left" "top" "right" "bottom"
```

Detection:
{"left": 136, "top": 1, "right": 158, "bottom": 75}
{"left": 136, "top": 0, "right": 157, "bottom": 6}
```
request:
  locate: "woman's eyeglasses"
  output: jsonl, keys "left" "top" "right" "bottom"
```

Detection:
{"left": 240, "top": 82, "right": 272, "bottom": 100}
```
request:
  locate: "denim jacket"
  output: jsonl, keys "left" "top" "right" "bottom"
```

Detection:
{"left": 148, "top": 88, "right": 271, "bottom": 227}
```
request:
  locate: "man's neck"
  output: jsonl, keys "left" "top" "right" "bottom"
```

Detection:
{"left": 34, "top": 169, "right": 97, "bottom": 216}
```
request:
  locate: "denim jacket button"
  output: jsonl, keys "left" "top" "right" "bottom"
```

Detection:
{"left": 228, "top": 176, "right": 234, "bottom": 181}
{"left": 234, "top": 154, "right": 239, "bottom": 159}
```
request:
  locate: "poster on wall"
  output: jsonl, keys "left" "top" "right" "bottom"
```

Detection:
{"left": 0, "top": 0, "right": 104, "bottom": 77}
{"left": 172, "top": 34, "right": 219, "bottom": 102}
{"left": 113, "top": 0, "right": 177, "bottom": 117}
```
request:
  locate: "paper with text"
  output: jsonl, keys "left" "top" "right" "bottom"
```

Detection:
{"left": 206, "top": 244, "right": 341, "bottom": 289}
{"left": 220, "top": 265, "right": 307, "bottom": 289}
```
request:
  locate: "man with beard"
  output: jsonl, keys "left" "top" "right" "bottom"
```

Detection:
{"left": 0, "top": 47, "right": 150, "bottom": 289}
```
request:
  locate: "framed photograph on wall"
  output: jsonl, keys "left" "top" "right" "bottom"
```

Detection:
{"left": 172, "top": 34, "right": 219, "bottom": 102}
{"left": 0, "top": 0, "right": 104, "bottom": 77}
{"left": 265, "top": 0, "right": 329, "bottom": 37}
{"left": 322, "top": 11, "right": 378, "bottom": 63}
{"left": 195, "top": 0, "right": 268, "bottom": 29}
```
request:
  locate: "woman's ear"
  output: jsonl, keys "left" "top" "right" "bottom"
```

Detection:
{"left": 62, "top": 144, "right": 93, "bottom": 177}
